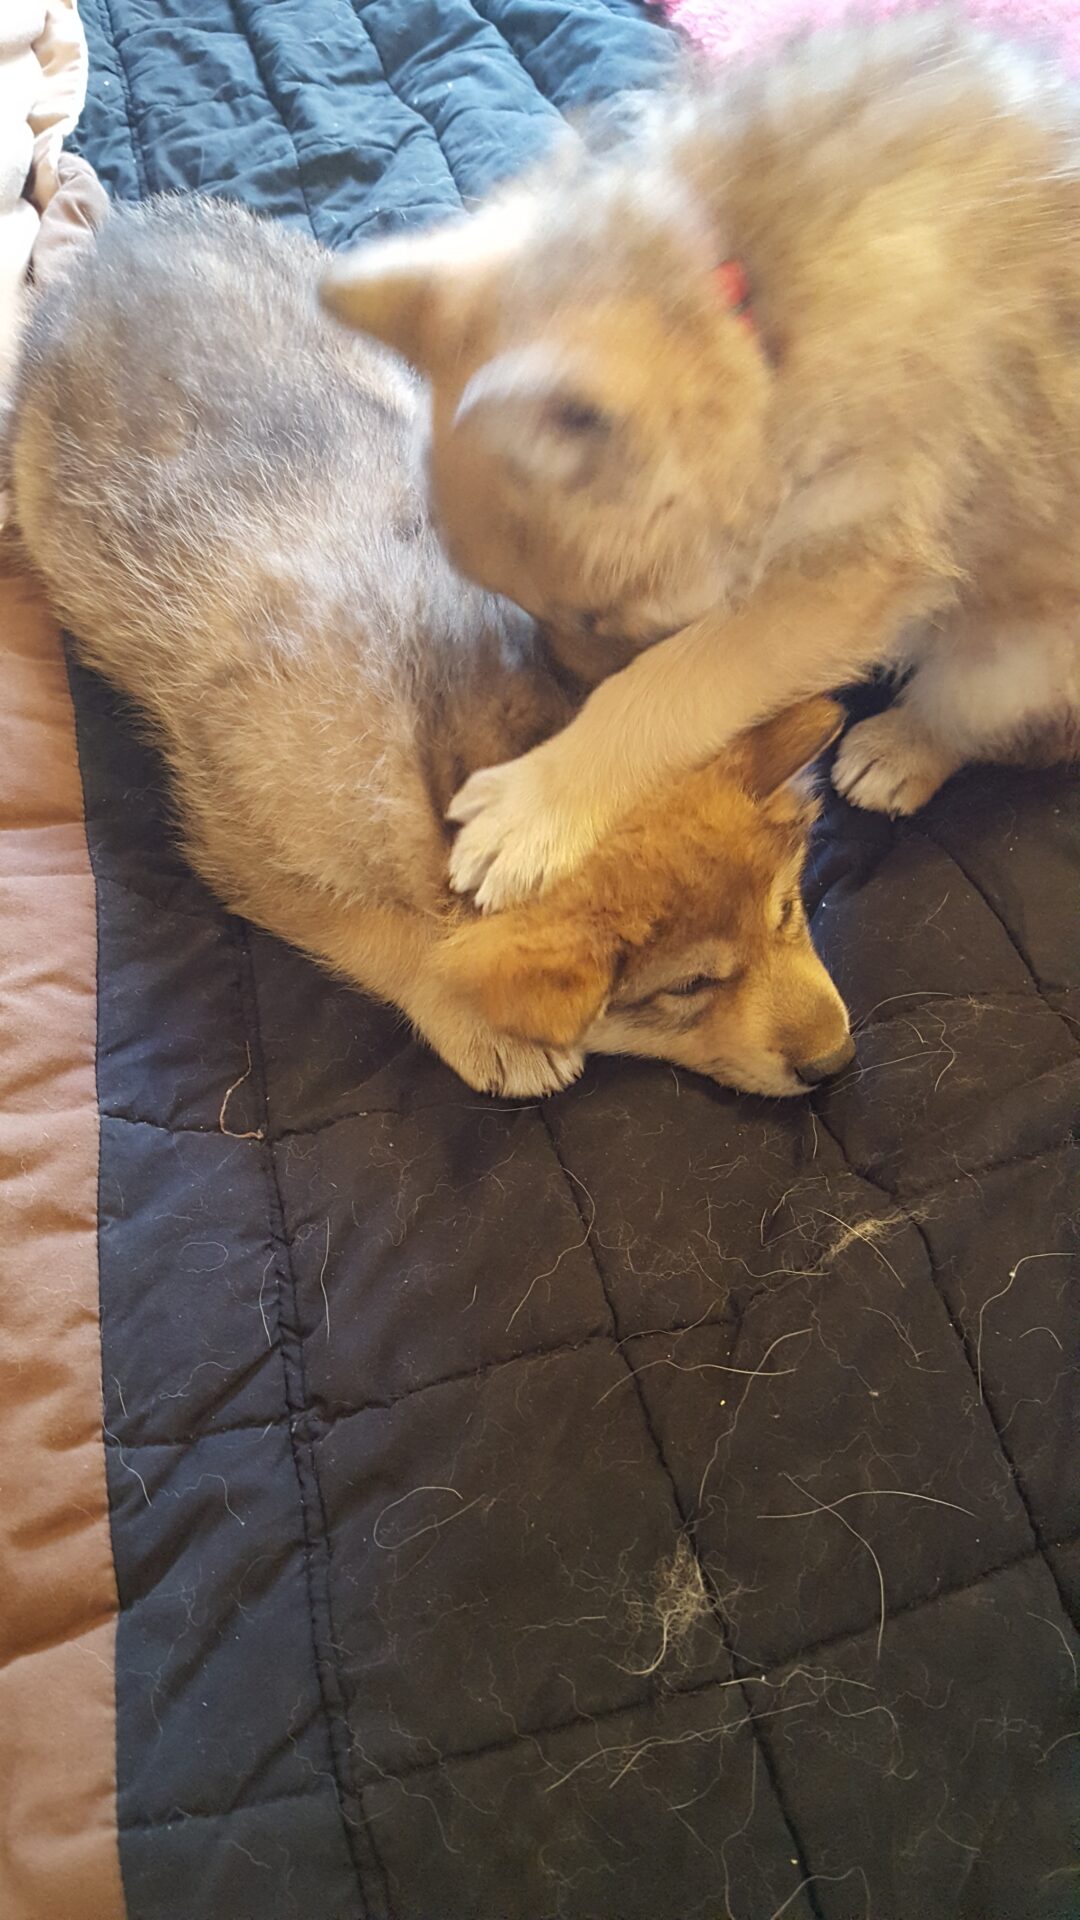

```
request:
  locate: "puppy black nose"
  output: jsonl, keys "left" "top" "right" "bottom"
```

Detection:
{"left": 797, "top": 1036, "right": 856, "bottom": 1085}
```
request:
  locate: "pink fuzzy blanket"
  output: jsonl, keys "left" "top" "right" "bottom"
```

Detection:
{"left": 655, "top": 0, "right": 1080, "bottom": 73}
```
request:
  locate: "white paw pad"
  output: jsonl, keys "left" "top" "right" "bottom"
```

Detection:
{"left": 833, "top": 712, "right": 953, "bottom": 817}
{"left": 474, "top": 1034, "right": 584, "bottom": 1100}
{"left": 447, "top": 755, "right": 583, "bottom": 912}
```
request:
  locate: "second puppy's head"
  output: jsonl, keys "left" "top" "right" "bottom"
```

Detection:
{"left": 436, "top": 699, "right": 853, "bottom": 1099}
{"left": 320, "top": 134, "right": 777, "bottom": 649}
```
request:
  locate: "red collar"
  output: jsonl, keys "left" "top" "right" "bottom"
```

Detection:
{"left": 714, "top": 257, "right": 756, "bottom": 337}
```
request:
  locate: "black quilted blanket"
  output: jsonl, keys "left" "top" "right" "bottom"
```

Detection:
{"left": 61, "top": 3, "right": 1080, "bottom": 1916}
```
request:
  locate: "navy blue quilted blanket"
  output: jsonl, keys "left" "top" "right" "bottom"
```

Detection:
{"left": 74, "top": 1, "right": 674, "bottom": 237}
{"left": 52, "top": 4, "right": 1080, "bottom": 1918}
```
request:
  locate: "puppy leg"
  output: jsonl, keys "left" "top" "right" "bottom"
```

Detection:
{"left": 835, "top": 610, "right": 1080, "bottom": 813}
{"left": 230, "top": 882, "right": 582, "bottom": 1098}
{"left": 449, "top": 554, "right": 924, "bottom": 910}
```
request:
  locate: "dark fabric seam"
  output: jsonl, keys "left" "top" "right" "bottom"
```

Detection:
{"left": 110, "top": 1532, "right": 1079, "bottom": 1824}
{"left": 102, "top": 1333, "right": 617, "bottom": 1448}
{"left": 91, "top": 866, "right": 228, "bottom": 924}
{"left": 271, "top": 1082, "right": 1077, "bottom": 1155}
{"left": 88, "top": 79, "right": 309, "bottom": 133}
{"left": 822, "top": 1059, "right": 1080, "bottom": 1202}
{"left": 227, "top": 0, "right": 322, "bottom": 241}
{"left": 468, "top": 0, "right": 569, "bottom": 91}
{"left": 99, "top": 1420, "right": 271, "bottom": 1451}
{"left": 100, "top": 1112, "right": 257, "bottom": 1138}
{"left": 100, "top": 1149, "right": 1073, "bottom": 1431}
{"left": 95, "top": 0, "right": 151, "bottom": 198}
{"left": 347, "top": 0, "right": 465, "bottom": 205}
{"left": 536, "top": 1107, "right": 829, "bottom": 1920}
{"left": 308, "top": 1329, "right": 614, "bottom": 1420}
{"left": 726, "top": 1534, "right": 1080, "bottom": 1679}
{"left": 811, "top": 1100, "right": 1079, "bottom": 1640}
{"left": 236, "top": 922, "right": 389, "bottom": 1920}
{"left": 914, "top": 823, "right": 1080, "bottom": 1056}
{"left": 363, "top": 1534, "right": 1080, "bottom": 1789}
{"left": 92, "top": 1097, "right": 1080, "bottom": 1173}
{"left": 117, "top": 1782, "right": 334, "bottom": 1832}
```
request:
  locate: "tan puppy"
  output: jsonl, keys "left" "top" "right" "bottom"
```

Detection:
{"left": 10, "top": 195, "right": 852, "bottom": 1099}
{"left": 323, "top": 12, "right": 1080, "bottom": 910}
{"left": 442, "top": 702, "right": 854, "bottom": 1099}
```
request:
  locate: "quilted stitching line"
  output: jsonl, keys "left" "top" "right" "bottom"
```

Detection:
{"left": 468, "top": 0, "right": 678, "bottom": 102}
{"left": 95, "top": 1323, "right": 720, "bottom": 1452}
{"left": 116, "top": 1783, "right": 334, "bottom": 1833}
{"left": 373, "top": 1536, "right": 1080, "bottom": 1786}
{"left": 724, "top": 1535, "right": 1080, "bottom": 1681}
{"left": 273, "top": 1096, "right": 1079, "bottom": 1197}
{"left": 94, "top": 1049, "right": 1078, "bottom": 1159}
{"left": 228, "top": 0, "right": 324, "bottom": 242}
{"left": 535, "top": 1108, "right": 829, "bottom": 1920}
{"left": 93, "top": 0, "right": 151, "bottom": 199}
{"left": 810, "top": 1100, "right": 1080, "bottom": 1640}
{"left": 235, "top": 922, "right": 392, "bottom": 1920}
{"left": 347, "top": 1, "right": 465, "bottom": 205}
{"left": 95, "top": 876, "right": 226, "bottom": 925}
{"left": 914, "top": 824, "right": 1080, "bottom": 1056}
{"left": 99, "top": 1128, "right": 1070, "bottom": 1455}
{"left": 90, "top": 1313, "right": 732, "bottom": 1450}
{"left": 823, "top": 1059, "right": 1080, "bottom": 1202}
{"left": 467, "top": 0, "right": 566, "bottom": 89}
{"left": 108, "top": 1533, "right": 1079, "bottom": 1823}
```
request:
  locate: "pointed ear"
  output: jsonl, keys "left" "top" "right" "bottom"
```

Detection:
{"left": 454, "top": 347, "right": 616, "bottom": 489}
{"left": 319, "top": 202, "right": 525, "bottom": 370}
{"left": 733, "top": 698, "right": 845, "bottom": 800}
{"left": 436, "top": 905, "right": 617, "bottom": 1049}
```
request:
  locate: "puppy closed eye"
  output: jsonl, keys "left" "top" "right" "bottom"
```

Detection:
{"left": 663, "top": 974, "right": 729, "bottom": 999}
{"left": 619, "top": 967, "right": 740, "bottom": 1016}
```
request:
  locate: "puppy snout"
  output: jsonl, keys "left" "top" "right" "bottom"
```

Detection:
{"left": 795, "top": 1034, "right": 856, "bottom": 1086}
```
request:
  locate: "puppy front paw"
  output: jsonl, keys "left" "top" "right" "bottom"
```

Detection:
{"left": 458, "top": 1028, "right": 584, "bottom": 1099}
{"left": 833, "top": 710, "right": 954, "bottom": 816}
{"left": 492, "top": 1038, "right": 585, "bottom": 1100}
{"left": 447, "top": 749, "right": 597, "bottom": 911}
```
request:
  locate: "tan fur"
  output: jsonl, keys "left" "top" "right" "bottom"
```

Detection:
{"left": 322, "top": 11, "right": 1080, "bottom": 910}
{"left": 438, "top": 699, "right": 854, "bottom": 1096}
{"left": 10, "top": 196, "right": 850, "bottom": 1099}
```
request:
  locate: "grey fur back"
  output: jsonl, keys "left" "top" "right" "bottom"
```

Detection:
{"left": 11, "top": 196, "right": 568, "bottom": 912}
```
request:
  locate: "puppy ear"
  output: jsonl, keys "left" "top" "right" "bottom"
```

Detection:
{"left": 319, "top": 201, "right": 524, "bottom": 370}
{"left": 436, "top": 906, "right": 617, "bottom": 1049}
{"left": 454, "top": 347, "right": 616, "bottom": 489}
{"left": 733, "top": 698, "right": 845, "bottom": 799}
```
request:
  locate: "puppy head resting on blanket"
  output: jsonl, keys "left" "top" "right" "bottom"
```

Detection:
{"left": 443, "top": 696, "right": 853, "bottom": 1098}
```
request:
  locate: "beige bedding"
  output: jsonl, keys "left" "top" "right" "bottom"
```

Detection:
{"left": 0, "top": 11, "right": 125, "bottom": 1918}
{"left": 0, "top": 0, "right": 87, "bottom": 395}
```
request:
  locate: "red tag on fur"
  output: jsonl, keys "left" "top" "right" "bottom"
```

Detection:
{"left": 714, "top": 258, "right": 755, "bottom": 335}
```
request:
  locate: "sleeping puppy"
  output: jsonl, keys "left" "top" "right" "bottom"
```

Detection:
{"left": 322, "top": 12, "right": 1080, "bottom": 912}
{"left": 10, "top": 194, "right": 851, "bottom": 1098}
